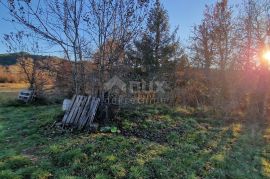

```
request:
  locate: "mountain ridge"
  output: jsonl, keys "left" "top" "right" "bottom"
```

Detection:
{"left": 0, "top": 52, "right": 57, "bottom": 66}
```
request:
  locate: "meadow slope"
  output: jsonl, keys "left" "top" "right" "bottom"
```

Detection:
{"left": 0, "top": 92, "right": 270, "bottom": 178}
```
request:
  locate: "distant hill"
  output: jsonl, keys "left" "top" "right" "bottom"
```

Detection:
{"left": 0, "top": 52, "right": 56, "bottom": 66}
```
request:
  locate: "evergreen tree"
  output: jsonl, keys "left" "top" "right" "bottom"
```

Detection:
{"left": 127, "top": 0, "right": 179, "bottom": 77}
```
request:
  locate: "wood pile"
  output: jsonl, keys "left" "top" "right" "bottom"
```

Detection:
{"left": 62, "top": 95, "right": 100, "bottom": 130}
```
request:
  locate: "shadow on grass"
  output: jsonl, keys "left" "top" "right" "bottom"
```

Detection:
{"left": 138, "top": 123, "right": 241, "bottom": 178}
{"left": 118, "top": 105, "right": 270, "bottom": 178}
{"left": 199, "top": 121, "right": 270, "bottom": 178}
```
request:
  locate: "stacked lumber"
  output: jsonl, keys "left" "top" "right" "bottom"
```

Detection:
{"left": 62, "top": 95, "right": 100, "bottom": 130}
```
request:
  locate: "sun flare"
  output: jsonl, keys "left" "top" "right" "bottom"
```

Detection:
{"left": 263, "top": 51, "right": 270, "bottom": 61}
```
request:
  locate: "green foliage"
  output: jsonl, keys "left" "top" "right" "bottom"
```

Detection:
{"left": 129, "top": 166, "right": 148, "bottom": 179}
{"left": 57, "top": 149, "right": 87, "bottom": 166}
{"left": 110, "top": 164, "right": 126, "bottom": 178}
{"left": 0, "top": 170, "right": 21, "bottom": 179}
{"left": 95, "top": 173, "right": 110, "bottom": 179}
{"left": 31, "top": 169, "right": 52, "bottom": 179}
{"left": 3, "top": 155, "right": 31, "bottom": 170}
{"left": 127, "top": 0, "right": 179, "bottom": 77}
{"left": 100, "top": 126, "right": 120, "bottom": 133}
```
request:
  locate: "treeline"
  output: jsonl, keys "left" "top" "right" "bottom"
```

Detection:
{"left": 0, "top": 52, "right": 54, "bottom": 66}
{"left": 0, "top": 65, "right": 22, "bottom": 83}
{"left": 188, "top": 0, "right": 270, "bottom": 119}
{"left": 0, "top": 52, "right": 57, "bottom": 83}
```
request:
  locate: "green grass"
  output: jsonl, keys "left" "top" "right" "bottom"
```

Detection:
{"left": 0, "top": 92, "right": 17, "bottom": 104}
{"left": 0, "top": 92, "right": 270, "bottom": 178}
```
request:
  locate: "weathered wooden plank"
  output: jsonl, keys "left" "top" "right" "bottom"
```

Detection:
{"left": 73, "top": 96, "right": 89, "bottom": 125}
{"left": 62, "top": 95, "right": 77, "bottom": 124}
{"left": 82, "top": 97, "right": 96, "bottom": 127}
{"left": 69, "top": 96, "right": 84, "bottom": 124}
{"left": 62, "top": 95, "right": 100, "bottom": 130}
{"left": 85, "top": 98, "right": 100, "bottom": 128}
{"left": 88, "top": 98, "right": 100, "bottom": 125}
{"left": 78, "top": 96, "right": 93, "bottom": 130}
{"left": 66, "top": 95, "right": 82, "bottom": 124}
{"left": 65, "top": 95, "right": 80, "bottom": 124}
{"left": 80, "top": 96, "right": 97, "bottom": 129}
{"left": 89, "top": 98, "right": 100, "bottom": 124}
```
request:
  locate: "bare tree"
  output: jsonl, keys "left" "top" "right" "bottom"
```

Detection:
{"left": 3, "top": 0, "right": 151, "bottom": 98}
{"left": 3, "top": 0, "right": 89, "bottom": 94}
{"left": 84, "top": 0, "right": 151, "bottom": 99}
{"left": 190, "top": 5, "right": 214, "bottom": 79}
{"left": 3, "top": 31, "right": 54, "bottom": 96}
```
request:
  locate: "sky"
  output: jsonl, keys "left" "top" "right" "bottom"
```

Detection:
{"left": 0, "top": 0, "right": 234, "bottom": 54}
{"left": 161, "top": 0, "right": 217, "bottom": 43}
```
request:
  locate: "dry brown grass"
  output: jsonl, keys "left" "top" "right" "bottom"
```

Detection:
{"left": 0, "top": 83, "right": 28, "bottom": 92}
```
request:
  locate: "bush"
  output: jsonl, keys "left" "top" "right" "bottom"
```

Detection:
{"left": 0, "top": 170, "right": 21, "bottom": 179}
{"left": 4, "top": 155, "right": 31, "bottom": 170}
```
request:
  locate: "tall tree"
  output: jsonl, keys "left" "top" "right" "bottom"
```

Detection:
{"left": 234, "top": 0, "right": 269, "bottom": 70}
{"left": 147, "top": 0, "right": 178, "bottom": 66}
{"left": 211, "top": 0, "right": 234, "bottom": 72}
{"left": 240, "top": 0, "right": 256, "bottom": 70}
{"left": 208, "top": 0, "right": 235, "bottom": 101}
{"left": 3, "top": 0, "right": 150, "bottom": 97}
{"left": 190, "top": 0, "right": 236, "bottom": 110}
{"left": 128, "top": 0, "right": 179, "bottom": 77}
{"left": 190, "top": 5, "right": 214, "bottom": 79}
{"left": 83, "top": 0, "right": 150, "bottom": 97}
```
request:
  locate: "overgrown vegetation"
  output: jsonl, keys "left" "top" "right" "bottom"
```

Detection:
{"left": 2, "top": 0, "right": 270, "bottom": 119}
{"left": 1, "top": 93, "right": 270, "bottom": 178}
{"left": 1, "top": 0, "right": 270, "bottom": 178}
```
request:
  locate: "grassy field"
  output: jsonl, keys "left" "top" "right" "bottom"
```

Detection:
{"left": 0, "top": 92, "right": 270, "bottom": 178}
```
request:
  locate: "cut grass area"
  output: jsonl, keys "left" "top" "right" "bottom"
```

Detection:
{"left": 0, "top": 92, "right": 270, "bottom": 178}
{"left": 0, "top": 92, "right": 18, "bottom": 105}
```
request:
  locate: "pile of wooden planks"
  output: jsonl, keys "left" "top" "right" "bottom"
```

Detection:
{"left": 62, "top": 95, "right": 100, "bottom": 130}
